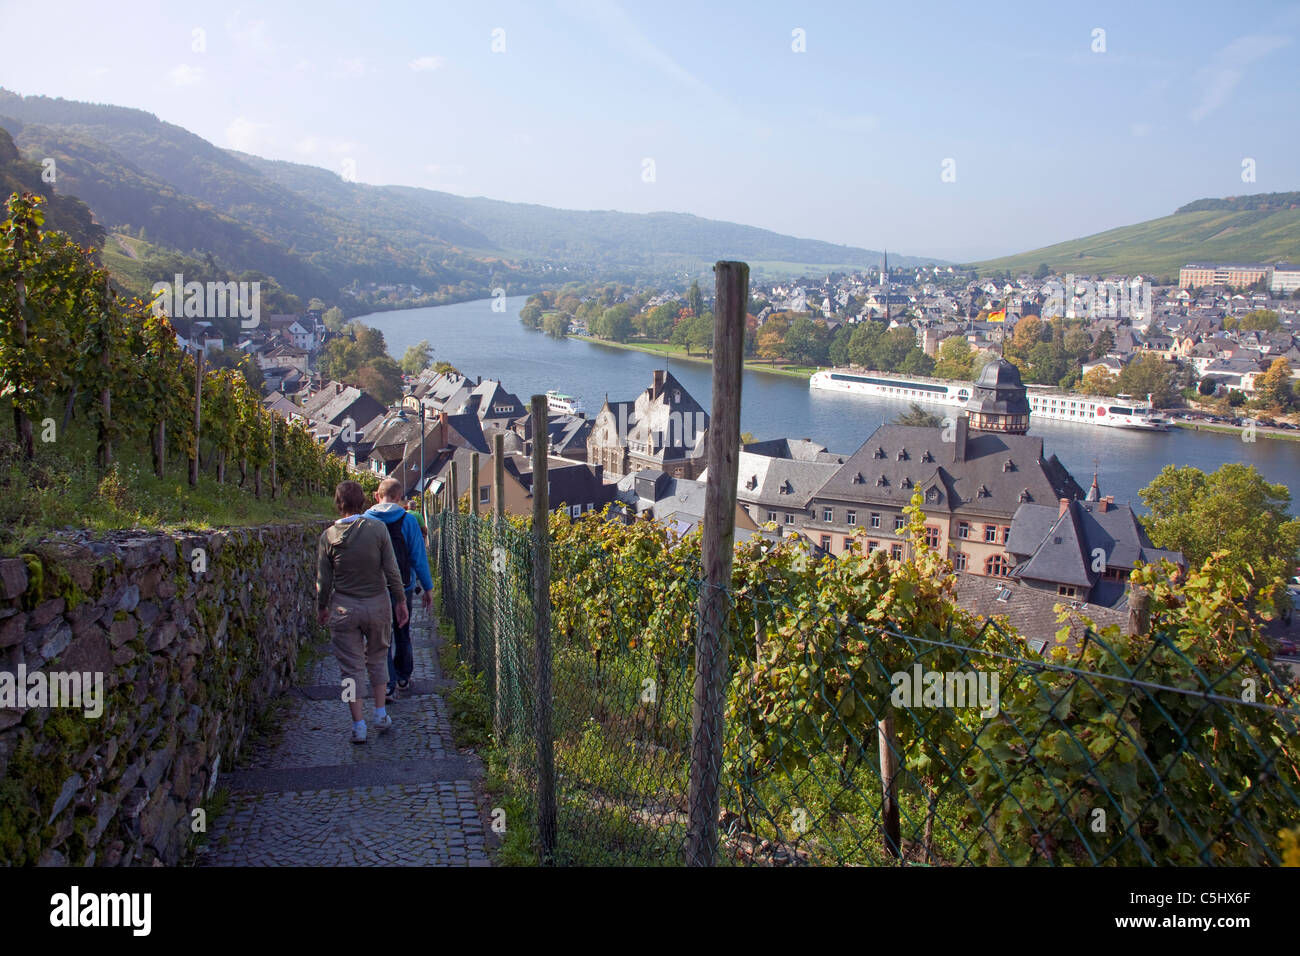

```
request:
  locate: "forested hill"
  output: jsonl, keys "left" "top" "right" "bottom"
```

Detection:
{"left": 0, "top": 125, "right": 104, "bottom": 250}
{"left": 0, "top": 89, "right": 939, "bottom": 308}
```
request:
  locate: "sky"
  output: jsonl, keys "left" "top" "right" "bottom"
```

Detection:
{"left": 1, "top": 0, "right": 1298, "bottom": 262}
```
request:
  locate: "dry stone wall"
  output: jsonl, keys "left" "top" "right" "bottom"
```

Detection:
{"left": 0, "top": 522, "right": 327, "bottom": 865}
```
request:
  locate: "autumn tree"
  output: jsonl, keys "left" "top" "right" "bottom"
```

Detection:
{"left": 1079, "top": 366, "right": 1119, "bottom": 397}
{"left": 401, "top": 339, "right": 433, "bottom": 375}
{"left": 1256, "top": 357, "right": 1295, "bottom": 410}
{"left": 933, "top": 335, "right": 975, "bottom": 380}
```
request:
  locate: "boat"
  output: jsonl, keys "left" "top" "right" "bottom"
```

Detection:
{"left": 545, "top": 389, "right": 585, "bottom": 416}
{"left": 809, "top": 369, "right": 1170, "bottom": 431}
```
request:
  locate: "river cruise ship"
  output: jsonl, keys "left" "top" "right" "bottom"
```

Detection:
{"left": 809, "top": 369, "right": 1170, "bottom": 431}
{"left": 545, "top": 390, "right": 585, "bottom": 416}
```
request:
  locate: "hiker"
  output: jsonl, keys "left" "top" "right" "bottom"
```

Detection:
{"left": 366, "top": 477, "right": 434, "bottom": 698}
{"left": 317, "top": 480, "right": 409, "bottom": 743}
{"left": 407, "top": 498, "right": 428, "bottom": 545}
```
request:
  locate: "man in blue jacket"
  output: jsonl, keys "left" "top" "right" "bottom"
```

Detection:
{"left": 367, "top": 478, "right": 434, "bottom": 698}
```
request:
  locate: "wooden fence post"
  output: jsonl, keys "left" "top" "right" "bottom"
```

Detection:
{"left": 468, "top": 451, "right": 481, "bottom": 668}
{"left": 493, "top": 431, "right": 507, "bottom": 738}
{"left": 878, "top": 713, "right": 901, "bottom": 859}
{"left": 686, "top": 260, "right": 747, "bottom": 866}
{"left": 189, "top": 349, "right": 203, "bottom": 487}
{"left": 530, "top": 394, "right": 557, "bottom": 864}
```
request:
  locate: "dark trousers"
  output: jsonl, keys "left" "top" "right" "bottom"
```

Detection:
{"left": 386, "top": 590, "right": 414, "bottom": 691}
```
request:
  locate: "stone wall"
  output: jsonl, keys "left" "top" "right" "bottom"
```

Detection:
{"left": 0, "top": 522, "right": 327, "bottom": 865}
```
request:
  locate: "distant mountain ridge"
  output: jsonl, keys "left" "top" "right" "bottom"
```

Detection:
{"left": 0, "top": 89, "right": 938, "bottom": 305}
{"left": 971, "top": 192, "right": 1300, "bottom": 278}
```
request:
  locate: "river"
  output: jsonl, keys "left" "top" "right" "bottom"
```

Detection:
{"left": 359, "top": 295, "right": 1300, "bottom": 514}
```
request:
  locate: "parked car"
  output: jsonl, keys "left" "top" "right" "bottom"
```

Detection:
{"left": 1276, "top": 638, "right": 1298, "bottom": 656}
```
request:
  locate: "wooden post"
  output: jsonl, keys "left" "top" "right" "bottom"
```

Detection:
{"left": 1127, "top": 587, "right": 1151, "bottom": 636}
{"left": 471, "top": 452, "right": 480, "bottom": 517}
{"left": 12, "top": 225, "right": 33, "bottom": 460}
{"left": 468, "top": 451, "right": 481, "bottom": 668}
{"left": 530, "top": 394, "right": 556, "bottom": 864}
{"left": 189, "top": 349, "right": 203, "bottom": 487}
{"left": 686, "top": 261, "right": 748, "bottom": 867}
{"left": 493, "top": 431, "right": 507, "bottom": 738}
{"left": 98, "top": 279, "right": 113, "bottom": 470}
{"left": 269, "top": 414, "right": 277, "bottom": 499}
{"left": 878, "top": 713, "right": 901, "bottom": 859}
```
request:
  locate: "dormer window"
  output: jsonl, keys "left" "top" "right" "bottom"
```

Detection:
{"left": 876, "top": 474, "right": 889, "bottom": 487}
{"left": 1003, "top": 459, "right": 1016, "bottom": 472}
{"left": 925, "top": 487, "right": 939, "bottom": 503}
{"left": 780, "top": 480, "right": 793, "bottom": 494}
{"left": 921, "top": 451, "right": 934, "bottom": 463}
{"left": 1019, "top": 489, "right": 1032, "bottom": 503}
{"left": 852, "top": 472, "right": 864, "bottom": 484}
{"left": 897, "top": 449, "right": 908, "bottom": 461}
{"left": 977, "top": 485, "right": 989, "bottom": 498}
{"left": 901, "top": 476, "right": 912, "bottom": 489}
{"left": 745, "top": 475, "right": 758, "bottom": 490}
{"left": 873, "top": 446, "right": 885, "bottom": 459}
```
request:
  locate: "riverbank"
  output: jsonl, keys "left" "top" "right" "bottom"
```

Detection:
{"left": 569, "top": 334, "right": 817, "bottom": 380}
{"left": 1172, "top": 421, "right": 1300, "bottom": 443}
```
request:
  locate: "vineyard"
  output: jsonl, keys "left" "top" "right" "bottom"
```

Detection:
{"left": 438, "top": 493, "right": 1300, "bottom": 866}
{"left": 0, "top": 192, "right": 347, "bottom": 545}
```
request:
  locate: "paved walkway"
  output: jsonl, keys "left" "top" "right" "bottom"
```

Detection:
{"left": 200, "top": 602, "right": 490, "bottom": 866}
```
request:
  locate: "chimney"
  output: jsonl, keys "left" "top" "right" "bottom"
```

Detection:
{"left": 335, "top": 382, "right": 342, "bottom": 394}
{"left": 1059, "top": 498, "right": 1070, "bottom": 517}
{"left": 1101, "top": 495, "right": 1113, "bottom": 513}
{"left": 953, "top": 415, "right": 968, "bottom": 464}
{"left": 653, "top": 369, "right": 666, "bottom": 396}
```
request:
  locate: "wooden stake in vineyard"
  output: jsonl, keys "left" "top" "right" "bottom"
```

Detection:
{"left": 98, "top": 277, "right": 114, "bottom": 470}
{"left": 10, "top": 209, "right": 35, "bottom": 460}
{"left": 189, "top": 348, "right": 203, "bottom": 488}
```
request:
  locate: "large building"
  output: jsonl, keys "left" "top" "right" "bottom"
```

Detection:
{"left": 1178, "top": 263, "right": 1270, "bottom": 290}
{"left": 587, "top": 369, "right": 710, "bottom": 479}
{"left": 803, "top": 359, "right": 1084, "bottom": 576}
{"left": 1270, "top": 263, "right": 1300, "bottom": 295}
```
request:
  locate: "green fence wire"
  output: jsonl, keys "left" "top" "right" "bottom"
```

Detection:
{"left": 437, "top": 507, "right": 1300, "bottom": 867}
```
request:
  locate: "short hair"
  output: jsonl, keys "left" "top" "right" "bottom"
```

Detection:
{"left": 334, "top": 481, "right": 367, "bottom": 515}
{"left": 376, "top": 477, "right": 403, "bottom": 501}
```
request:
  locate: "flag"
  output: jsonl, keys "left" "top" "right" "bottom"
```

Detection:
{"left": 986, "top": 308, "right": 1006, "bottom": 322}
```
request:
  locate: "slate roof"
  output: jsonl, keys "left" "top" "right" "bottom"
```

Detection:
{"left": 814, "top": 423, "right": 1083, "bottom": 518}
{"left": 301, "top": 382, "right": 386, "bottom": 429}
{"left": 953, "top": 574, "right": 1127, "bottom": 650}
{"left": 735, "top": 451, "right": 842, "bottom": 508}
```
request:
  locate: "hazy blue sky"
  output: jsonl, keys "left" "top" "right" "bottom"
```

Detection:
{"left": 2, "top": 0, "right": 1298, "bottom": 261}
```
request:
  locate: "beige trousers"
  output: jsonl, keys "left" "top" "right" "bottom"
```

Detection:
{"left": 327, "top": 592, "right": 393, "bottom": 695}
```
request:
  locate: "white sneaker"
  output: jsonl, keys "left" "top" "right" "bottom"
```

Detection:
{"left": 373, "top": 712, "right": 393, "bottom": 733}
{"left": 352, "top": 722, "right": 367, "bottom": 743}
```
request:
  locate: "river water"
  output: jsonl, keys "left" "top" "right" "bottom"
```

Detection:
{"left": 360, "top": 295, "right": 1300, "bottom": 514}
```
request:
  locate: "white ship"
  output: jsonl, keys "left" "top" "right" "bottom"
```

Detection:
{"left": 545, "top": 389, "right": 585, "bottom": 416}
{"left": 809, "top": 369, "right": 1170, "bottom": 431}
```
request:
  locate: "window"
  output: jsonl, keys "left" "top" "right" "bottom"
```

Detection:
{"left": 1058, "top": 585, "right": 1077, "bottom": 597}
{"left": 784, "top": 513, "right": 794, "bottom": 525}
{"left": 823, "top": 507, "right": 833, "bottom": 522}
{"left": 894, "top": 515, "right": 906, "bottom": 532}
{"left": 847, "top": 510, "right": 857, "bottom": 526}
{"left": 479, "top": 486, "right": 490, "bottom": 505}
{"left": 924, "top": 526, "right": 940, "bottom": 549}
{"left": 820, "top": 535, "right": 832, "bottom": 551}
{"left": 767, "top": 511, "right": 777, "bottom": 523}
{"left": 570, "top": 504, "right": 581, "bottom": 517}
{"left": 953, "top": 551, "right": 967, "bottom": 571}
{"left": 867, "top": 541, "right": 879, "bottom": 554}
{"left": 957, "top": 521, "right": 970, "bottom": 539}
{"left": 995, "top": 586, "right": 1012, "bottom": 602}
{"left": 1002, "top": 526, "right": 1011, "bottom": 543}
{"left": 870, "top": 512, "right": 881, "bottom": 529}
{"left": 984, "top": 525, "right": 998, "bottom": 543}
{"left": 986, "top": 554, "right": 1012, "bottom": 577}
{"left": 890, "top": 544, "right": 904, "bottom": 560}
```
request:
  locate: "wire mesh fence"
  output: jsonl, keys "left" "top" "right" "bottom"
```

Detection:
{"left": 437, "top": 506, "right": 1300, "bottom": 867}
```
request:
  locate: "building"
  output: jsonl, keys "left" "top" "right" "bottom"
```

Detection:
{"left": 732, "top": 439, "right": 845, "bottom": 536}
{"left": 1271, "top": 263, "right": 1300, "bottom": 295}
{"left": 1178, "top": 263, "right": 1270, "bottom": 290}
{"left": 804, "top": 359, "right": 1083, "bottom": 575}
{"left": 587, "top": 369, "right": 710, "bottom": 479}
{"left": 614, "top": 468, "right": 761, "bottom": 537}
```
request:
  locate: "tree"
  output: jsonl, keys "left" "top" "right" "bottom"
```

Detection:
{"left": 1117, "top": 353, "right": 1177, "bottom": 407}
{"left": 1140, "top": 462, "right": 1300, "bottom": 606}
{"left": 322, "top": 306, "right": 346, "bottom": 331}
{"left": 1089, "top": 329, "right": 1114, "bottom": 360}
{"left": 1010, "top": 316, "right": 1043, "bottom": 353}
{"left": 645, "top": 303, "right": 678, "bottom": 341}
{"left": 1026, "top": 341, "right": 1066, "bottom": 384}
{"left": 400, "top": 339, "right": 433, "bottom": 375}
{"left": 1079, "top": 366, "right": 1120, "bottom": 397}
{"left": 1257, "top": 357, "right": 1295, "bottom": 409}
{"left": 873, "top": 326, "right": 917, "bottom": 371}
{"left": 543, "top": 312, "right": 570, "bottom": 338}
{"left": 594, "top": 303, "right": 633, "bottom": 342}
{"left": 356, "top": 357, "right": 403, "bottom": 405}
{"left": 1197, "top": 376, "right": 1218, "bottom": 396}
{"left": 519, "top": 301, "right": 544, "bottom": 329}
{"left": 934, "top": 336, "right": 975, "bottom": 380}
{"left": 1063, "top": 327, "right": 1091, "bottom": 362}
{"left": 307, "top": 298, "right": 327, "bottom": 312}
{"left": 685, "top": 311, "right": 713, "bottom": 355}
{"left": 899, "top": 348, "right": 935, "bottom": 376}
{"left": 687, "top": 280, "right": 704, "bottom": 321}
{"left": 1034, "top": 262, "right": 1051, "bottom": 280}
{"left": 1226, "top": 309, "right": 1279, "bottom": 332}
{"left": 892, "top": 403, "right": 942, "bottom": 427}
{"left": 356, "top": 326, "right": 387, "bottom": 363}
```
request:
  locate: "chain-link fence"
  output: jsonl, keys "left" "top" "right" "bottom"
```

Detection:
{"left": 437, "top": 507, "right": 1300, "bottom": 867}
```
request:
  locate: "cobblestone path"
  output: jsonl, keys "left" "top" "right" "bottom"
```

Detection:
{"left": 200, "top": 602, "right": 490, "bottom": 866}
